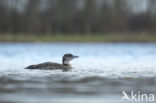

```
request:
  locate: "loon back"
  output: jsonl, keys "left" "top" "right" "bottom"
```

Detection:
{"left": 25, "top": 62, "right": 72, "bottom": 70}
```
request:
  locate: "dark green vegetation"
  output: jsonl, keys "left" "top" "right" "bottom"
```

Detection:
{"left": 0, "top": 0, "right": 156, "bottom": 42}
{"left": 1, "top": 33, "right": 156, "bottom": 42}
{"left": 0, "top": 0, "right": 156, "bottom": 34}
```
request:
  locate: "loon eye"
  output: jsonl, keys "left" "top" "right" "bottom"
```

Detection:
{"left": 65, "top": 54, "right": 73, "bottom": 57}
{"left": 69, "top": 54, "right": 73, "bottom": 57}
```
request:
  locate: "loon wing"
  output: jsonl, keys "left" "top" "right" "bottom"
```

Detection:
{"left": 25, "top": 62, "right": 64, "bottom": 70}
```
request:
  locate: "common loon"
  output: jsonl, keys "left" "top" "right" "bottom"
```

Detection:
{"left": 25, "top": 54, "right": 78, "bottom": 71}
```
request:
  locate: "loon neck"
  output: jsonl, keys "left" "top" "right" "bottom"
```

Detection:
{"left": 62, "top": 61, "right": 70, "bottom": 66}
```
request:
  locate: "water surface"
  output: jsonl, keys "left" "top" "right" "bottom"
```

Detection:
{"left": 0, "top": 43, "right": 156, "bottom": 103}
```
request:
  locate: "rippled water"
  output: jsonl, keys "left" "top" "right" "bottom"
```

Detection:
{"left": 0, "top": 43, "right": 156, "bottom": 103}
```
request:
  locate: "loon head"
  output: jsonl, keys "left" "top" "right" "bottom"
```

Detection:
{"left": 62, "top": 54, "right": 79, "bottom": 65}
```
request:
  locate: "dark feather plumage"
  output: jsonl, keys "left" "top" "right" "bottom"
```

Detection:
{"left": 25, "top": 54, "right": 78, "bottom": 71}
{"left": 25, "top": 62, "right": 71, "bottom": 70}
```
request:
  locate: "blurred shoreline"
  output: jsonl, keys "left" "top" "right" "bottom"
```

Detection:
{"left": 0, "top": 33, "right": 156, "bottom": 42}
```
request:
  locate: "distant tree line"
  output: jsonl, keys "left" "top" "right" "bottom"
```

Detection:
{"left": 0, "top": 0, "right": 156, "bottom": 34}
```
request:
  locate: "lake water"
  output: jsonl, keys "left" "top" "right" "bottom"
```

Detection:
{"left": 0, "top": 43, "right": 156, "bottom": 103}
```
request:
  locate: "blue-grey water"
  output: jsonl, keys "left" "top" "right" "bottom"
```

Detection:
{"left": 0, "top": 43, "right": 156, "bottom": 103}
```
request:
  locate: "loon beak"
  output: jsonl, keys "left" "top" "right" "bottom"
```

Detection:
{"left": 73, "top": 56, "right": 79, "bottom": 58}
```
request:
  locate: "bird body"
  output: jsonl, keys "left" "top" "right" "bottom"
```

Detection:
{"left": 25, "top": 54, "right": 78, "bottom": 71}
{"left": 25, "top": 62, "right": 71, "bottom": 70}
